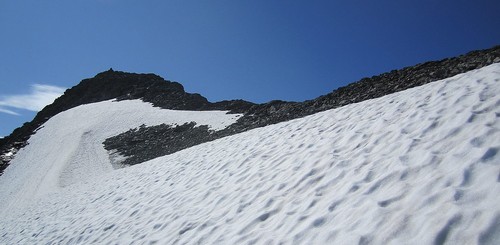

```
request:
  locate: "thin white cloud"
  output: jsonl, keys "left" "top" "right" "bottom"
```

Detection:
{"left": 0, "top": 84, "right": 66, "bottom": 115}
{"left": 0, "top": 108, "right": 19, "bottom": 116}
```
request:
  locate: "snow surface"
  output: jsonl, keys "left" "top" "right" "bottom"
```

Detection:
{"left": 1, "top": 64, "right": 500, "bottom": 244}
{"left": 0, "top": 100, "right": 241, "bottom": 215}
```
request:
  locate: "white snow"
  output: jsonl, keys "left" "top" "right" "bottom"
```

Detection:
{"left": 0, "top": 99, "right": 241, "bottom": 215}
{"left": 1, "top": 64, "right": 500, "bottom": 244}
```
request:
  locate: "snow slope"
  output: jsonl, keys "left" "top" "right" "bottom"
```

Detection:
{"left": 0, "top": 100, "right": 241, "bottom": 216}
{"left": 1, "top": 64, "right": 500, "bottom": 244}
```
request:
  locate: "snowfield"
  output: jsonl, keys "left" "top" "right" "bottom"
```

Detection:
{"left": 1, "top": 64, "right": 500, "bottom": 244}
{"left": 0, "top": 100, "right": 241, "bottom": 216}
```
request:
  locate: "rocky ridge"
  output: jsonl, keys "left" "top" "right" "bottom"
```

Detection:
{"left": 104, "top": 46, "right": 500, "bottom": 166}
{"left": 1, "top": 46, "right": 499, "bottom": 172}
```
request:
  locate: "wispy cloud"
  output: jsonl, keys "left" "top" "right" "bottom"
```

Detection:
{"left": 0, "top": 84, "right": 66, "bottom": 115}
{"left": 0, "top": 108, "right": 19, "bottom": 115}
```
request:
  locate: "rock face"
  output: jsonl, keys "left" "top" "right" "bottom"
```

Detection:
{"left": 1, "top": 46, "right": 500, "bottom": 173}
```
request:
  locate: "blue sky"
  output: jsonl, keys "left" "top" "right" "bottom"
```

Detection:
{"left": 1, "top": 0, "right": 499, "bottom": 137}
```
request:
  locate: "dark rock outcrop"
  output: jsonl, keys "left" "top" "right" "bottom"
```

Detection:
{"left": 1, "top": 45, "right": 499, "bottom": 173}
{"left": 104, "top": 122, "right": 215, "bottom": 166}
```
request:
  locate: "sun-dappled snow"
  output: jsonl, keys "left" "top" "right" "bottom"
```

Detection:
{"left": 1, "top": 64, "right": 500, "bottom": 244}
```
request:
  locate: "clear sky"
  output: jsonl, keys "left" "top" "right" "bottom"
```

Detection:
{"left": 1, "top": 0, "right": 499, "bottom": 137}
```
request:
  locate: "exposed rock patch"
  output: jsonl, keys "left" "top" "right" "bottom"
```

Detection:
{"left": 103, "top": 122, "right": 215, "bottom": 166}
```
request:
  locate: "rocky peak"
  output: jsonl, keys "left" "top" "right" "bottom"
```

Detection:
{"left": 0, "top": 70, "right": 254, "bottom": 174}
